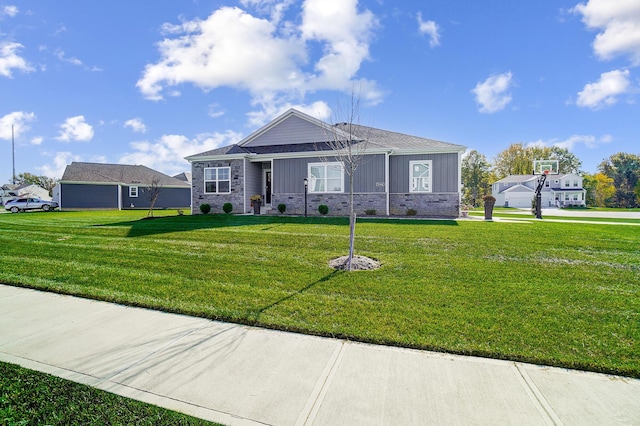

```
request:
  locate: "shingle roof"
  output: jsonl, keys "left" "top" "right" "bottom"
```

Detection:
{"left": 187, "top": 109, "right": 465, "bottom": 161}
{"left": 60, "top": 162, "right": 190, "bottom": 187}
{"left": 333, "top": 123, "right": 465, "bottom": 151}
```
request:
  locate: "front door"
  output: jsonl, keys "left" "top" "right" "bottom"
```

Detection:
{"left": 264, "top": 170, "right": 272, "bottom": 205}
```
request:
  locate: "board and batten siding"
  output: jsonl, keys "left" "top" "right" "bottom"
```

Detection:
{"left": 60, "top": 183, "right": 119, "bottom": 209}
{"left": 244, "top": 115, "right": 328, "bottom": 147}
{"left": 389, "top": 153, "right": 459, "bottom": 193}
{"left": 273, "top": 153, "right": 386, "bottom": 194}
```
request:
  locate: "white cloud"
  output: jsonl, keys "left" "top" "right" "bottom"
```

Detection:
{"left": 1, "top": 5, "right": 18, "bottom": 17}
{"left": 417, "top": 12, "right": 440, "bottom": 47}
{"left": 0, "top": 42, "right": 34, "bottom": 77}
{"left": 239, "top": 0, "right": 296, "bottom": 22}
{"left": 527, "top": 134, "right": 613, "bottom": 150}
{"left": 0, "top": 111, "right": 36, "bottom": 139}
{"left": 576, "top": 68, "right": 630, "bottom": 109}
{"left": 471, "top": 72, "right": 514, "bottom": 113}
{"left": 124, "top": 118, "right": 147, "bottom": 133}
{"left": 207, "top": 104, "right": 225, "bottom": 118}
{"left": 137, "top": 0, "right": 381, "bottom": 122}
{"left": 31, "top": 136, "right": 43, "bottom": 145}
{"left": 38, "top": 152, "right": 107, "bottom": 179}
{"left": 119, "top": 131, "right": 243, "bottom": 176}
{"left": 56, "top": 116, "right": 94, "bottom": 142}
{"left": 246, "top": 100, "right": 331, "bottom": 127}
{"left": 572, "top": 0, "right": 640, "bottom": 65}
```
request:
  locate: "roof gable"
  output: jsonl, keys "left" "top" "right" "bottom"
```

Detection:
{"left": 60, "top": 162, "right": 190, "bottom": 187}
{"left": 240, "top": 109, "right": 348, "bottom": 148}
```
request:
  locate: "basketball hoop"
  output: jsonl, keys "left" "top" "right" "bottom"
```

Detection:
{"left": 543, "top": 170, "right": 549, "bottom": 175}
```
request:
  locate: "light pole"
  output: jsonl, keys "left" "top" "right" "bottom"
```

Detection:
{"left": 303, "top": 177, "right": 308, "bottom": 217}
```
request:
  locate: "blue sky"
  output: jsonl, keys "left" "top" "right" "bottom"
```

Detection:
{"left": 1, "top": 0, "right": 639, "bottom": 180}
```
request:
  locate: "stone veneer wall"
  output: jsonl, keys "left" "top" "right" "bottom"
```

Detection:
{"left": 273, "top": 193, "right": 387, "bottom": 216}
{"left": 192, "top": 159, "right": 245, "bottom": 214}
{"left": 389, "top": 193, "right": 459, "bottom": 218}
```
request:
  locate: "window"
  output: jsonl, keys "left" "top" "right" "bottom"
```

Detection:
{"left": 564, "top": 180, "right": 570, "bottom": 187}
{"left": 129, "top": 186, "right": 138, "bottom": 197}
{"left": 308, "top": 162, "right": 344, "bottom": 193}
{"left": 573, "top": 180, "right": 579, "bottom": 187}
{"left": 204, "top": 167, "right": 231, "bottom": 194}
{"left": 545, "top": 180, "right": 550, "bottom": 187}
{"left": 410, "top": 160, "right": 433, "bottom": 193}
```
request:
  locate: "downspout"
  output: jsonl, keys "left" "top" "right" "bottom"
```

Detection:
{"left": 458, "top": 150, "right": 463, "bottom": 214}
{"left": 243, "top": 158, "right": 247, "bottom": 213}
{"left": 385, "top": 150, "right": 391, "bottom": 216}
{"left": 118, "top": 184, "right": 122, "bottom": 210}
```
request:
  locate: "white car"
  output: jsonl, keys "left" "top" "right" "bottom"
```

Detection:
{"left": 4, "top": 198, "right": 58, "bottom": 213}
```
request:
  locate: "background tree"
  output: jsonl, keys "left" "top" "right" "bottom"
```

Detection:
{"left": 599, "top": 152, "right": 640, "bottom": 208}
{"left": 461, "top": 150, "right": 491, "bottom": 207}
{"left": 15, "top": 172, "right": 58, "bottom": 195}
{"left": 493, "top": 144, "right": 583, "bottom": 180}
{"left": 582, "top": 173, "right": 615, "bottom": 207}
{"left": 492, "top": 143, "right": 533, "bottom": 179}
{"left": 549, "top": 147, "right": 582, "bottom": 174}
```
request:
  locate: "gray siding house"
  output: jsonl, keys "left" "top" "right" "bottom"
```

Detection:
{"left": 186, "top": 109, "right": 466, "bottom": 218}
{"left": 56, "top": 162, "right": 191, "bottom": 210}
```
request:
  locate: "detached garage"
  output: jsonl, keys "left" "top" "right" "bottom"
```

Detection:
{"left": 56, "top": 162, "right": 191, "bottom": 210}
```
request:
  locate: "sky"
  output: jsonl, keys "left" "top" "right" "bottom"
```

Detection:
{"left": 1, "top": 0, "right": 639, "bottom": 181}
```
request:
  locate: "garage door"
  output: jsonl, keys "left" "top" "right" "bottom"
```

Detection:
{"left": 505, "top": 196, "right": 532, "bottom": 208}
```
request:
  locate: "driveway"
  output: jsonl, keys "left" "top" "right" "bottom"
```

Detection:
{"left": 540, "top": 208, "right": 640, "bottom": 219}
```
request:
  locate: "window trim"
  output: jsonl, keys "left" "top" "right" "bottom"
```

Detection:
{"left": 204, "top": 166, "right": 232, "bottom": 194}
{"left": 409, "top": 160, "right": 433, "bottom": 193}
{"left": 129, "top": 186, "right": 138, "bottom": 198}
{"left": 308, "top": 162, "right": 345, "bottom": 194}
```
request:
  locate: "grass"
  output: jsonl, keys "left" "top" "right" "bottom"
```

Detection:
{"left": 0, "top": 210, "right": 639, "bottom": 378}
{"left": 0, "top": 361, "right": 218, "bottom": 425}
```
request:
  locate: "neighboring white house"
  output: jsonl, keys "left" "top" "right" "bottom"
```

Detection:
{"left": 1, "top": 184, "right": 51, "bottom": 206}
{"left": 491, "top": 174, "right": 586, "bottom": 208}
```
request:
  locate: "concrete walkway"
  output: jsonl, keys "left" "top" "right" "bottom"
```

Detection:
{"left": 1, "top": 285, "right": 638, "bottom": 426}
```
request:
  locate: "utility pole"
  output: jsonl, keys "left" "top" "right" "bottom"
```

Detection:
{"left": 12, "top": 124, "right": 16, "bottom": 185}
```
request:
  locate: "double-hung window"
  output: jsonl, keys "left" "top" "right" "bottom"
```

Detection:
{"left": 129, "top": 186, "right": 138, "bottom": 197}
{"left": 410, "top": 160, "right": 432, "bottom": 193}
{"left": 308, "top": 162, "right": 344, "bottom": 193}
{"left": 204, "top": 167, "right": 231, "bottom": 194}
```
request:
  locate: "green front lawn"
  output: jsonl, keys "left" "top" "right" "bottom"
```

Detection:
{"left": 0, "top": 361, "right": 218, "bottom": 425}
{"left": 0, "top": 210, "right": 638, "bottom": 377}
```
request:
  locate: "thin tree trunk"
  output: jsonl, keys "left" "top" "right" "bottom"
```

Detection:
{"left": 347, "top": 163, "right": 355, "bottom": 271}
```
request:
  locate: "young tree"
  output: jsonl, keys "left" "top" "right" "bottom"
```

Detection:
{"left": 599, "top": 152, "right": 640, "bottom": 208}
{"left": 145, "top": 177, "right": 162, "bottom": 218}
{"left": 462, "top": 150, "right": 491, "bottom": 207}
{"left": 323, "top": 92, "right": 370, "bottom": 271}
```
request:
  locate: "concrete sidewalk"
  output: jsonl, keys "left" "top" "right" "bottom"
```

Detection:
{"left": 1, "top": 285, "right": 638, "bottom": 425}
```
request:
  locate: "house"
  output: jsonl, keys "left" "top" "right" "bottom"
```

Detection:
{"left": 1, "top": 183, "right": 51, "bottom": 206}
{"left": 186, "top": 109, "right": 466, "bottom": 218}
{"left": 491, "top": 173, "right": 586, "bottom": 208}
{"left": 55, "top": 162, "right": 191, "bottom": 210}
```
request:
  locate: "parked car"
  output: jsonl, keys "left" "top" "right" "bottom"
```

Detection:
{"left": 4, "top": 198, "right": 58, "bottom": 213}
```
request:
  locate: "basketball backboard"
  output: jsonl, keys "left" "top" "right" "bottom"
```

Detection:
{"left": 533, "top": 159, "right": 559, "bottom": 175}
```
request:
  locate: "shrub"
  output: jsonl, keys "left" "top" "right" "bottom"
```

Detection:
{"left": 406, "top": 208, "right": 417, "bottom": 216}
{"left": 318, "top": 204, "right": 329, "bottom": 215}
{"left": 365, "top": 209, "right": 376, "bottom": 216}
{"left": 199, "top": 203, "right": 211, "bottom": 215}
{"left": 277, "top": 203, "right": 286, "bottom": 214}
{"left": 222, "top": 203, "right": 233, "bottom": 214}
